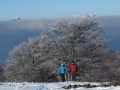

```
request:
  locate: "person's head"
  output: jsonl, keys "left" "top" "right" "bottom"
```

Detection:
{"left": 61, "top": 63, "right": 64, "bottom": 66}
{"left": 72, "top": 61, "right": 74, "bottom": 64}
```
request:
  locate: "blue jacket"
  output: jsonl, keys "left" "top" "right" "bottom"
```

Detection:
{"left": 58, "top": 66, "right": 68, "bottom": 74}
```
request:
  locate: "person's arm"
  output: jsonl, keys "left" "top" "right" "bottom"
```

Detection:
{"left": 69, "top": 65, "right": 71, "bottom": 72}
{"left": 65, "top": 67, "right": 68, "bottom": 73}
{"left": 75, "top": 64, "right": 77, "bottom": 72}
{"left": 58, "top": 67, "right": 60, "bottom": 74}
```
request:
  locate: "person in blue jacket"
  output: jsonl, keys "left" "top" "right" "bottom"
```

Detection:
{"left": 58, "top": 63, "right": 68, "bottom": 82}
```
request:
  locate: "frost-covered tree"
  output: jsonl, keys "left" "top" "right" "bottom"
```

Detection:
{"left": 4, "top": 19, "right": 110, "bottom": 82}
{"left": 47, "top": 19, "right": 110, "bottom": 80}
{"left": 49, "top": 19, "right": 110, "bottom": 65}
{"left": 4, "top": 35, "right": 58, "bottom": 82}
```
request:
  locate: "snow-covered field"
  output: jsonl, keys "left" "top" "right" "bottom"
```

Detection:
{"left": 0, "top": 81, "right": 120, "bottom": 90}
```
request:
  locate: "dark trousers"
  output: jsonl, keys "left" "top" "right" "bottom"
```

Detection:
{"left": 71, "top": 72, "right": 76, "bottom": 81}
{"left": 60, "top": 74, "right": 65, "bottom": 82}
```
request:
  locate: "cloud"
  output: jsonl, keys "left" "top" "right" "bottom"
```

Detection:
{"left": 58, "top": 15, "right": 120, "bottom": 38}
{"left": 96, "top": 16, "right": 120, "bottom": 38}
{"left": 0, "top": 16, "right": 120, "bottom": 40}
{"left": 0, "top": 19, "right": 53, "bottom": 32}
{"left": 0, "top": 19, "right": 54, "bottom": 66}
{"left": 72, "top": 14, "right": 90, "bottom": 18}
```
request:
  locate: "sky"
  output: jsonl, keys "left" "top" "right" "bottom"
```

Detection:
{"left": 0, "top": 0, "right": 120, "bottom": 21}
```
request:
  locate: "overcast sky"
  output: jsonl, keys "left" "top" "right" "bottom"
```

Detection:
{"left": 0, "top": 0, "right": 120, "bottom": 21}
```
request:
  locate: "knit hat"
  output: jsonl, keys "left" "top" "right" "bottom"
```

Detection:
{"left": 61, "top": 63, "right": 64, "bottom": 66}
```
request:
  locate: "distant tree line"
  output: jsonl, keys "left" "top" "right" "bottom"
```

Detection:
{"left": 2, "top": 19, "right": 120, "bottom": 82}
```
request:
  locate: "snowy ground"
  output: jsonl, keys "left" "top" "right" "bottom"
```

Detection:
{"left": 0, "top": 81, "right": 120, "bottom": 90}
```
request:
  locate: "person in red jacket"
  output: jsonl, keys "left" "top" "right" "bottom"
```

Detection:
{"left": 69, "top": 61, "right": 77, "bottom": 81}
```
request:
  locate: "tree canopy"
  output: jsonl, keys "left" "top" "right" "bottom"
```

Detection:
{"left": 4, "top": 19, "right": 111, "bottom": 82}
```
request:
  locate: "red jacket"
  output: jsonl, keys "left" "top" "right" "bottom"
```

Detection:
{"left": 69, "top": 63, "right": 77, "bottom": 72}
